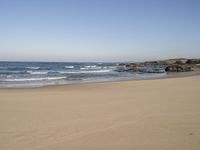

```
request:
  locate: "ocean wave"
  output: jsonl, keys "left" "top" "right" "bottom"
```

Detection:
{"left": 0, "top": 67, "right": 8, "bottom": 69}
{"left": 80, "top": 66, "right": 102, "bottom": 70}
{"left": 0, "top": 70, "right": 27, "bottom": 75}
{"left": 26, "top": 67, "right": 40, "bottom": 70}
{"left": 27, "top": 71, "right": 48, "bottom": 75}
{"left": 66, "top": 69, "right": 112, "bottom": 74}
{"left": 81, "top": 70, "right": 112, "bottom": 73}
{"left": 103, "top": 66, "right": 116, "bottom": 69}
{"left": 85, "top": 65, "right": 96, "bottom": 67}
{"left": 1, "top": 76, "right": 66, "bottom": 82}
{"left": 64, "top": 65, "right": 74, "bottom": 69}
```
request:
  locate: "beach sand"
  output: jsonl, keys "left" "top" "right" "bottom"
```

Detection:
{"left": 0, "top": 76, "right": 200, "bottom": 150}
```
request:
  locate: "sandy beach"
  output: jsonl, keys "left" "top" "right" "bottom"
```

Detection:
{"left": 0, "top": 76, "right": 200, "bottom": 150}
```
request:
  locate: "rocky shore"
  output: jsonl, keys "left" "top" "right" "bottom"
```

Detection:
{"left": 118, "top": 58, "right": 200, "bottom": 73}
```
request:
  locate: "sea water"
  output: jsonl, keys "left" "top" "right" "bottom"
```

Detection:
{"left": 0, "top": 61, "right": 168, "bottom": 88}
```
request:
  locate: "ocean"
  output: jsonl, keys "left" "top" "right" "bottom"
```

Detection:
{"left": 0, "top": 61, "right": 168, "bottom": 88}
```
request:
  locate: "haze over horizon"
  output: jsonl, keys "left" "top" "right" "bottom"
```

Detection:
{"left": 0, "top": 0, "right": 200, "bottom": 62}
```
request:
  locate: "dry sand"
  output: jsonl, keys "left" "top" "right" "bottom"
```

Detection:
{"left": 0, "top": 76, "right": 200, "bottom": 150}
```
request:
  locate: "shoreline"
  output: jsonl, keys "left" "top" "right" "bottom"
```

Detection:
{"left": 0, "top": 71, "right": 200, "bottom": 90}
{"left": 0, "top": 59, "right": 199, "bottom": 89}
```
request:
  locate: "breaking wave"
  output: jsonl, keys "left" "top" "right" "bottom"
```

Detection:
{"left": 64, "top": 66, "right": 74, "bottom": 69}
{"left": 1, "top": 76, "right": 66, "bottom": 82}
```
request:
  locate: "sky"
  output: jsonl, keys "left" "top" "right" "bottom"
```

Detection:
{"left": 0, "top": 0, "right": 200, "bottom": 62}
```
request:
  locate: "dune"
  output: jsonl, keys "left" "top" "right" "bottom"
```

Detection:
{"left": 0, "top": 76, "right": 200, "bottom": 150}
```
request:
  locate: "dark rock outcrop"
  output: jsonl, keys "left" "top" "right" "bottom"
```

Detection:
{"left": 165, "top": 58, "right": 200, "bottom": 72}
{"left": 186, "top": 59, "right": 200, "bottom": 65}
{"left": 165, "top": 65, "right": 192, "bottom": 72}
{"left": 118, "top": 63, "right": 142, "bottom": 72}
{"left": 118, "top": 58, "right": 200, "bottom": 73}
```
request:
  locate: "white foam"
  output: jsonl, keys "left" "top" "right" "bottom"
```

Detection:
{"left": 27, "top": 71, "right": 48, "bottom": 75}
{"left": 85, "top": 65, "right": 97, "bottom": 68}
{"left": 80, "top": 66, "right": 102, "bottom": 70}
{"left": 85, "top": 70, "right": 111, "bottom": 73}
{"left": 27, "top": 67, "right": 40, "bottom": 70}
{"left": 1, "top": 76, "right": 66, "bottom": 82}
{"left": 66, "top": 70, "right": 111, "bottom": 74}
{"left": 65, "top": 66, "right": 74, "bottom": 69}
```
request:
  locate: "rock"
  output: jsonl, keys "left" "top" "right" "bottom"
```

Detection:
{"left": 125, "top": 63, "right": 141, "bottom": 72}
{"left": 117, "top": 63, "right": 139, "bottom": 72}
{"left": 118, "top": 58, "right": 200, "bottom": 73}
{"left": 165, "top": 65, "right": 192, "bottom": 72}
{"left": 175, "top": 60, "right": 188, "bottom": 65}
{"left": 186, "top": 59, "right": 200, "bottom": 65}
{"left": 158, "top": 58, "right": 188, "bottom": 65}
{"left": 143, "top": 61, "right": 159, "bottom": 66}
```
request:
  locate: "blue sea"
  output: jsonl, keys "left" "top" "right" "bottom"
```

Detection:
{"left": 0, "top": 61, "right": 168, "bottom": 88}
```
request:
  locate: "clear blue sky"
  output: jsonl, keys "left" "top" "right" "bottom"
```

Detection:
{"left": 0, "top": 0, "right": 200, "bottom": 62}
